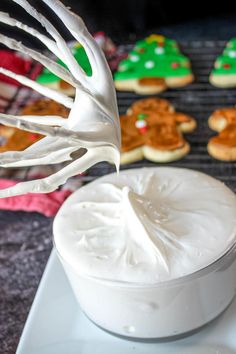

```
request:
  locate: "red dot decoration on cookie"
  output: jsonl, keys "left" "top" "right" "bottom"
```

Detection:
{"left": 223, "top": 63, "right": 231, "bottom": 69}
{"left": 137, "top": 48, "right": 145, "bottom": 53}
{"left": 171, "top": 62, "right": 180, "bottom": 69}
{"left": 29, "top": 133, "right": 39, "bottom": 141}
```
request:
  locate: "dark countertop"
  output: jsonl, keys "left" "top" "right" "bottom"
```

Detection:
{"left": 0, "top": 211, "right": 53, "bottom": 354}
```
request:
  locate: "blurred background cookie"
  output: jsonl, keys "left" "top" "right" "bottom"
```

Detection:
{"left": 0, "top": 99, "right": 69, "bottom": 152}
{"left": 36, "top": 34, "right": 116, "bottom": 96}
{"left": 208, "top": 107, "right": 236, "bottom": 161}
{"left": 210, "top": 38, "right": 236, "bottom": 88}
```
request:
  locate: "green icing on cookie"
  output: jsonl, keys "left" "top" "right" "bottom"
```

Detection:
{"left": 37, "top": 69, "right": 59, "bottom": 84}
{"left": 114, "top": 34, "right": 192, "bottom": 81}
{"left": 37, "top": 44, "right": 92, "bottom": 84}
{"left": 211, "top": 38, "right": 236, "bottom": 75}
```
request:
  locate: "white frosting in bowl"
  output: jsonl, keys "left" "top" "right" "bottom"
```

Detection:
{"left": 54, "top": 167, "right": 236, "bottom": 284}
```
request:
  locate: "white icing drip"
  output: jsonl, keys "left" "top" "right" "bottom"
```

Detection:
{"left": 54, "top": 168, "right": 236, "bottom": 283}
{"left": 0, "top": 0, "right": 120, "bottom": 197}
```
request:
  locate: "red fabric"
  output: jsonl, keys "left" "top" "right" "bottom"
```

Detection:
{"left": 0, "top": 50, "right": 42, "bottom": 86}
{"left": 0, "top": 179, "right": 72, "bottom": 217}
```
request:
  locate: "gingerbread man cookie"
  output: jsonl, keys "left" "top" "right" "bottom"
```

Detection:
{"left": 114, "top": 35, "right": 194, "bottom": 95}
{"left": 208, "top": 107, "right": 236, "bottom": 161}
{"left": 120, "top": 98, "right": 197, "bottom": 164}
{"left": 127, "top": 97, "right": 174, "bottom": 115}
{"left": 0, "top": 99, "right": 69, "bottom": 152}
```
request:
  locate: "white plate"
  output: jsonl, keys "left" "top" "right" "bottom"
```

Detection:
{"left": 16, "top": 249, "right": 236, "bottom": 354}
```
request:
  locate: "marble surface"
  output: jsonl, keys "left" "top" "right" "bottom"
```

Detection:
{"left": 0, "top": 211, "right": 53, "bottom": 354}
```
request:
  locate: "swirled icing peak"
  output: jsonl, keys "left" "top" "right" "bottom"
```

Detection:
{"left": 54, "top": 167, "right": 236, "bottom": 284}
{"left": 121, "top": 186, "right": 184, "bottom": 270}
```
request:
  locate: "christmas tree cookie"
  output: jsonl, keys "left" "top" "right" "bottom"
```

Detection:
{"left": 114, "top": 35, "right": 194, "bottom": 94}
{"left": 37, "top": 43, "right": 92, "bottom": 95}
{"left": 210, "top": 38, "right": 236, "bottom": 87}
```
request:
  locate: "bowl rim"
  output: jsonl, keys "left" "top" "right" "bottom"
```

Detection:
{"left": 54, "top": 237, "right": 236, "bottom": 288}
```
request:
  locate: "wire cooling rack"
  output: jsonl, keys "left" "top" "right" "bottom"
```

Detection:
{"left": 6, "top": 40, "right": 236, "bottom": 192}
{"left": 87, "top": 40, "right": 236, "bottom": 193}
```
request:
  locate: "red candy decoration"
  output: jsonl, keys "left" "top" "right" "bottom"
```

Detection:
{"left": 223, "top": 63, "right": 231, "bottom": 69}
{"left": 135, "top": 118, "right": 148, "bottom": 134}
{"left": 139, "top": 126, "right": 148, "bottom": 134}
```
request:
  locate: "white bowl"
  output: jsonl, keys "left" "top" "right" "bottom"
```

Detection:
{"left": 54, "top": 167, "right": 236, "bottom": 340}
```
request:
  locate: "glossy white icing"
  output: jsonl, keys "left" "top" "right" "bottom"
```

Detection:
{"left": 54, "top": 167, "right": 236, "bottom": 283}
